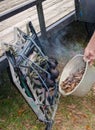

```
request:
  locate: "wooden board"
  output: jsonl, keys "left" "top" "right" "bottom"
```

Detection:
{"left": 0, "top": 0, "right": 75, "bottom": 55}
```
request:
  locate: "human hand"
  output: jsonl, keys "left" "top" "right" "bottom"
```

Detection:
{"left": 84, "top": 46, "right": 95, "bottom": 65}
{"left": 84, "top": 32, "right": 95, "bottom": 65}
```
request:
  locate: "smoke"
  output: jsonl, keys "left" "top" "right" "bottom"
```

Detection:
{"left": 40, "top": 22, "right": 87, "bottom": 70}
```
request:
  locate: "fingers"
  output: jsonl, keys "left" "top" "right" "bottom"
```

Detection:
{"left": 83, "top": 48, "right": 90, "bottom": 62}
{"left": 89, "top": 61, "right": 95, "bottom": 66}
{"left": 89, "top": 56, "right": 95, "bottom": 65}
{"left": 83, "top": 48, "right": 95, "bottom": 65}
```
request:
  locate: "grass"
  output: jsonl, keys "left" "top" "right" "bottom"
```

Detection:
{"left": 0, "top": 71, "right": 95, "bottom": 130}
{"left": 54, "top": 94, "right": 95, "bottom": 130}
{"left": 0, "top": 71, "right": 45, "bottom": 130}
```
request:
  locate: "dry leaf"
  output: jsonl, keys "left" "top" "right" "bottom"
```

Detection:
{"left": 61, "top": 68, "right": 85, "bottom": 93}
{"left": 18, "top": 107, "right": 27, "bottom": 116}
{"left": 76, "top": 111, "right": 87, "bottom": 118}
{"left": 85, "top": 125, "right": 92, "bottom": 130}
{"left": 67, "top": 104, "right": 76, "bottom": 109}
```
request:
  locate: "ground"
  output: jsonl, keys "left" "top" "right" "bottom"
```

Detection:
{"left": 0, "top": 22, "right": 95, "bottom": 130}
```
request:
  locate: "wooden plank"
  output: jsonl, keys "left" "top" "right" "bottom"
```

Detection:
{"left": 0, "top": 0, "right": 71, "bottom": 31}
{"left": 0, "top": 0, "right": 74, "bottom": 32}
{"left": 0, "top": 0, "right": 33, "bottom": 12}
{"left": 1, "top": 6, "right": 74, "bottom": 34}
{"left": 0, "top": 0, "right": 75, "bottom": 45}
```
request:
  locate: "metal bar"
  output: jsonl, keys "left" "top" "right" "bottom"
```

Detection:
{"left": 74, "top": 0, "right": 80, "bottom": 21}
{"left": 36, "top": 1, "right": 47, "bottom": 39}
{"left": 0, "top": 0, "right": 45, "bottom": 22}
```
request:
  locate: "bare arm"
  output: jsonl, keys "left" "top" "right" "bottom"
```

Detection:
{"left": 84, "top": 32, "right": 95, "bottom": 65}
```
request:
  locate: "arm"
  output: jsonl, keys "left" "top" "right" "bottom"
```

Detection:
{"left": 84, "top": 32, "right": 95, "bottom": 65}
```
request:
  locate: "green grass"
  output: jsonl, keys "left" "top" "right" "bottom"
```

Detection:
{"left": 0, "top": 71, "right": 45, "bottom": 130}
{"left": 0, "top": 71, "right": 95, "bottom": 130}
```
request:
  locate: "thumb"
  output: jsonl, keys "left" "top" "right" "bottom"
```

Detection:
{"left": 83, "top": 49, "right": 90, "bottom": 62}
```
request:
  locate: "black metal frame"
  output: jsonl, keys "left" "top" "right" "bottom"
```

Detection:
{"left": 74, "top": 0, "right": 79, "bottom": 21}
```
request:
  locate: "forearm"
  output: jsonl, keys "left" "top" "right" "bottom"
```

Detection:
{"left": 88, "top": 32, "right": 95, "bottom": 46}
